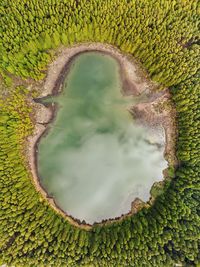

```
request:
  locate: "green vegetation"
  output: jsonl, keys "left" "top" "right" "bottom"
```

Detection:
{"left": 0, "top": 0, "right": 199, "bottom": 266}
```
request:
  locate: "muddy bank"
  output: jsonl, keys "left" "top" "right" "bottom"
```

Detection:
{"left": 131, "top": 89, "right": 178, "bottom": 166}
{"left": 27, "top": 43, "right": 177, "bottom": 230}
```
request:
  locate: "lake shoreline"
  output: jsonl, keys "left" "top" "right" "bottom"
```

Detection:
{"left": 27, "top": 43, "right": 177, "bottom": 230}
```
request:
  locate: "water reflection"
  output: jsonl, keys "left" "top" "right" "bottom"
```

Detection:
{"left": 38, "top": 52, "right": 167, "bottom": 224}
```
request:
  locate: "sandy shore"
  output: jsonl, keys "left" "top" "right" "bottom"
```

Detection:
{"left": 26, "top": 43, "right": 177, "bottom": 230}
{"left": 41, "top": 43, "right": 151, "bottom": 97}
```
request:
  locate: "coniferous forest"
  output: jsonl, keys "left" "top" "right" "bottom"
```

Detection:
{"left": 0, "top": 0, "right": 199, "bottom": 266}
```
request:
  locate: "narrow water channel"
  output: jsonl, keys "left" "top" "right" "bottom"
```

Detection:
{"left": 38, "top": 52, "right": 167, "bottom": 224}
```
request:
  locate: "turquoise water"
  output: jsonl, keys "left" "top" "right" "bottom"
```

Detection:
{"left": 38, "top": 52, "right": 167, "bottom": 224}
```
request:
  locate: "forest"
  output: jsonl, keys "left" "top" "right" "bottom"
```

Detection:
{"left": 0, "top": 0, "right": 199, "bottom": 266}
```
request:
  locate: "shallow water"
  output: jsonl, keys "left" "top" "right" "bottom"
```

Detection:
{"left": 38, "top": 52, "right": 167, "bottom": 224}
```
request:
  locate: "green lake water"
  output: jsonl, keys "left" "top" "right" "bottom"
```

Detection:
{"left": 38, "top": 52, "right": 167, "bottom": 224}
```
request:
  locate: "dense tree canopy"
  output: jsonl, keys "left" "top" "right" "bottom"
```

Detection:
{"left": 0, "top": 0, "right": 199, "bottom": 266}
